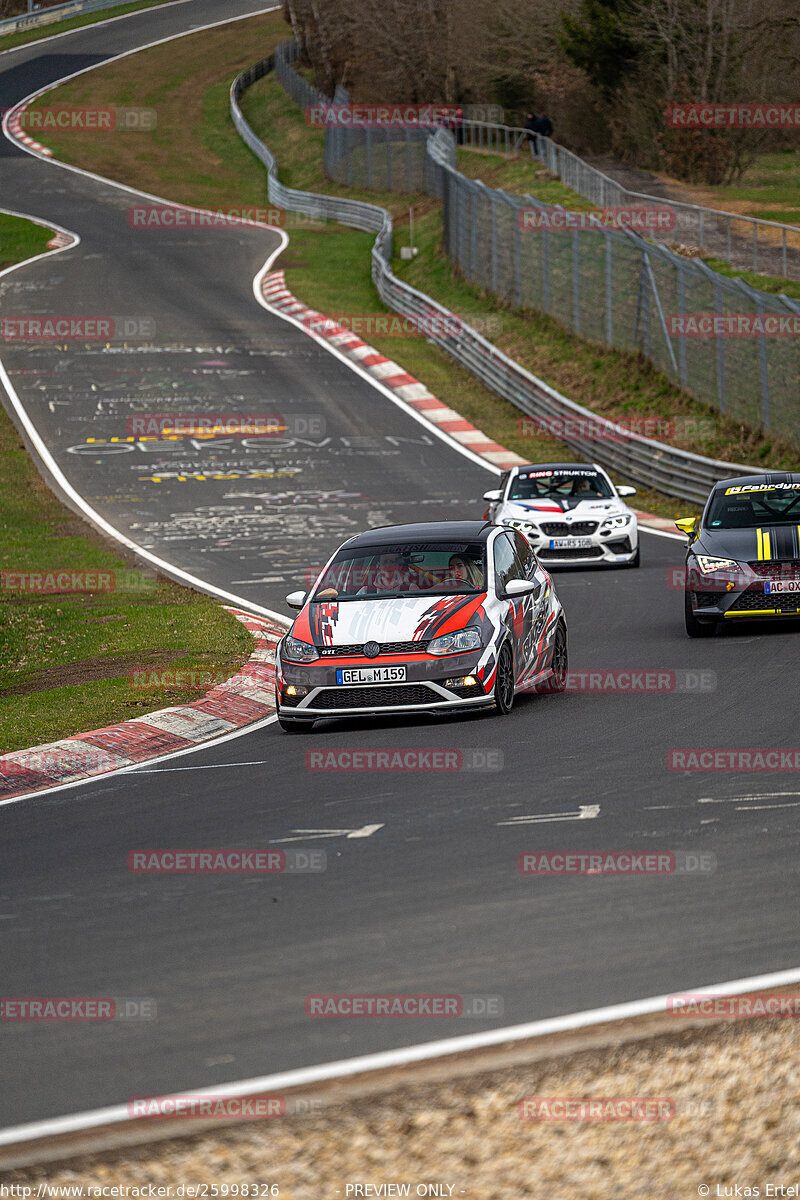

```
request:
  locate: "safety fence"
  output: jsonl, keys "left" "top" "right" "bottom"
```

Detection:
{"left": 231, "top": 43, "right": 763, "bottom": 504}
{"left": 455, "top": 119, "right": 800, "bottom": 284}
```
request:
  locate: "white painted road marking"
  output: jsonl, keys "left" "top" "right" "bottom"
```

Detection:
{"left": 699, "top": 792, "right": 800, "bottom": 810}
{"left": 497, "top": 805, "right": 600, "bottom": 825}
{"left": 271, "top": 824, "right": 385, "bottom": 843}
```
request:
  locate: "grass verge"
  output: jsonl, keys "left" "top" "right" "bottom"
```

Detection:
{"left": 0, "top": 220, "right": 253, "bottom": 755}
{"left": 0, "top": 212, "right": 53, "bottom": 270}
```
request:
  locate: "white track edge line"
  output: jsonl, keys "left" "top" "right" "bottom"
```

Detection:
{"left": 0, "top": 0, "right": 196, "bottom": 59}
{"left": 3, "top": 964, "right": 800, "bottom": 1145}
{"left": 0, "top": 713, "right": 279, "bottom": 807}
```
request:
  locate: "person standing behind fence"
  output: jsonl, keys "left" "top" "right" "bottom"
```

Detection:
{"left": 524, "top": 111, "right": 539, "bottom": 157}
{"left": 535, "top": 113, "right": 553, "bottom": 151}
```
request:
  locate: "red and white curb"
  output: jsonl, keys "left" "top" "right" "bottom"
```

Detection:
{"left": 6, "top": 101, "right": 53, "bottom": 157}
{"left": 260, "top": 271, "right": 682, "bottom": 534}
{"left": 0, "top": 609, "right": 285, "bottom": 802}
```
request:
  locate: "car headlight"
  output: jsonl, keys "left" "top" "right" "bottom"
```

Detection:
{"left": 503, "top": 518, "right": 540, "bottom": 534}
{"left": 282, "top": 635, "right": 319, "bottom": 663}
{"left": 428, "top": 628, "right": 482, "bottom": 656}
{"left": 600, "top": 514, "right": 632, "bottom": 529}
{"left": 694, "top": 555, "right": 739, "bottom": 574}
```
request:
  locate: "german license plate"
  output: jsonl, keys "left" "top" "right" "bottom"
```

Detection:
{"left": 765, "top": 580, "right": 800, "bottom": 594}
{"left": 336, "top": 666, "right": 407, "bottom": 684}
{"left": 549, "top": 537, "right": 593, "bottom": 549}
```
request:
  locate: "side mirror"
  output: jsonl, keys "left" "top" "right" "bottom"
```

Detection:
{"left": 504, "top": 578, "right": 538, "bottom": 598}
{"left": 483, "top": 489, "right": 502, "bottom": 503}
{"left": 617, "top": 485, "right": 637, "bottom": 497}
{"left": 285, "top": 590, "right": 307, "bottom": 609}
{"left": 675, "top": 517, "right": 698, "bottom": 538}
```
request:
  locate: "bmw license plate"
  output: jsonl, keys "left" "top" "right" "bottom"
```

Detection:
{"left": 765, "top": 580, "right": 800, "bottom": 594}
{"left": 336, "top": 666, "right": 407, "bottom": 684}
{"left": 549, "top": 537, "right": 593, "bottom": 549}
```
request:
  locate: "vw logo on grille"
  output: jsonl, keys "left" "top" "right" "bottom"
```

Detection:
{"left": 364, "top": 640, "right": 381, "bottom": 658}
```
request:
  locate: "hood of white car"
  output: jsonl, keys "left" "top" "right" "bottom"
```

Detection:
{"left": 501, "top": 497, "right": 625, "bottom": 520}
{"left": 303, "top": 592, "right": 485, "bottom": 647}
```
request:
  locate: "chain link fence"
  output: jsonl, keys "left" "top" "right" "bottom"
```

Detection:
{"left": 456, "top": 120, "right": 800, "bottom": 283}
{"left": 231, "top": 43, "right": 764, "bottom": 502}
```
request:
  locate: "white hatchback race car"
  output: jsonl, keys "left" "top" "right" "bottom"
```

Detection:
{"left": 484, "top": 462, "right": 640, "bottom": 568}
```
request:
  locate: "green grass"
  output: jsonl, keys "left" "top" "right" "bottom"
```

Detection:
{"left": 0, "top": 214, "right": 253, "bottom": 754}
{"left": 0, "top": 0, "right": 181, "bottom": 54}
{"left": 0, "top": 212, "right": 53, "bottom": 269}
{"left": 701, "top": 257, "right": 800, "bottom": 301}
{"left": 701, "top": 149, "right": 800, "bottom": 216}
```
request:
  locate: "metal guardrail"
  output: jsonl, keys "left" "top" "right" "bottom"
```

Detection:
{"left": 0, "top": 0, "right": 141, "bottom": 36}
{"left": 230, "top": 44, "right": 761, "bottom": 504}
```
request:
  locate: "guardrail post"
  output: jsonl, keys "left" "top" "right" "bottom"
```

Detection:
{"left": 783, "top": 228, "right": 788, "bottom": 279}
{"left": 405, "top": 129, "right": 412, "bottom": 190}
{"left": 385, "top": 130, "right": 392, "bottom": 190}
{"left": 366, "top": 128, "right": 373, "bottom": 188}
{"left": 752, "top": 221, "right": 758, "bottom": 273}
{"left": 491, "top": 193, "right": 498, "bottom": 292}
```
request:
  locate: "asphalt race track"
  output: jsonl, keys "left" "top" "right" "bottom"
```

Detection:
{"left": 1, "top": 0, "right": 799, "bottom": 1129}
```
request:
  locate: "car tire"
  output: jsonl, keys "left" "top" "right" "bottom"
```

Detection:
{"left": 685, "top": 591, "right": 717, "bottom": 637}
{"left": 547, "top": 621, "right": 569, "bottom": 692}
{"left": 493, "top": 643, "right": 515, "bottom": 715}
{"left": 627, "top": 544, "right": 640, "bottom": 567}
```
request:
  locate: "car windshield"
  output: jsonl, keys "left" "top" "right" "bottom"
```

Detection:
{"left": 706, "top": 484, "right": 800, "bottom": 528}
{"left": 509, "top": 468, "right": 613, "bottom": 501}
{"left": 311, "top": 541, "right": 486, "bottom": 601}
